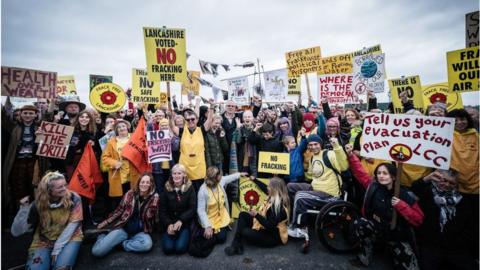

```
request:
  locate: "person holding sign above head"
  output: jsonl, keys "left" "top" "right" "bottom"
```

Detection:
{"left": 224, "top": 177, "right": 290, "bottom": 256}
{"left": 102, "top": 119, "right": 140, "bottom": 210}
{"left": 345, "top": 144, "right": 424, "bottom": 270}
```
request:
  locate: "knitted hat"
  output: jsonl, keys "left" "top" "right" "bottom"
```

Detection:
{"left": 326, "top": 117, "right": 340, "bottom": 127}
{"left": 303, "top": 113, "right": 315, "bottom": 122}
{"left": 307, "top": 134, "right": 323, "bottom": 144}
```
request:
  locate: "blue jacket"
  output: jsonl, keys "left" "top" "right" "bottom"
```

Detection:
{"left": 287, "top": 136, "right": 308, "bottom": 181}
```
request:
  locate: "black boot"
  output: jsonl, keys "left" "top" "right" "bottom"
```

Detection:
{"left": 225, "top": 238, "right": 243, "bottom": 256}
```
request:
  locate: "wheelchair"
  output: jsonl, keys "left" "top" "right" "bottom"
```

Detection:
{"left": 293, "top": 189, "right": 361, "bottom": 254}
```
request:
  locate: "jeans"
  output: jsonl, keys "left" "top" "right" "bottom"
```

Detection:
{"left": 162, "top": 227, "right": 190, "bottom": 255}
{"left": 215, "top": 227, "right": 228, "bottom": 244}
{"left": 26, "top": 241, "right": 81, "bottom": 270}
{"left": 91, "top": 229, "right": 153, "bottom": 257}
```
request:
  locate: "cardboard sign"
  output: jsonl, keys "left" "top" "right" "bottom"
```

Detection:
{"left": 264, "top": 69, "right": 288, "bottom": 102}
{"left": 146, "top": 129, "right": 172, "bottom": 163}
{"left": 131, "top": 68, "right": 161, "bottom": 104}
{"left": 56, "top": 75, "right": 77, "bottom": 96}
{"left": 35, "top": 121, "right": 74, "bottom": 159}
{"left": 447, "top": 46, "right": 479, "bottom": 93}
{"left": 352, "top": 53, "right": 385, "bottom": 94}
{"left": 288, "top": 76, "right": 301, "bottom": 95}
{"left": 285, "top": 46, "right": 322, "bottom": 77}
{"left": 360, "top": 113, "right": 455, "bottom": 170}
{"left": 258, "top": 152, "right": 290, "bottom": 175}
{"left": 89, "top": 83, "right": 127, "bottom": 113}
{"left": 422, "top": 82, "right": 463, "bottom": 112}
{"left": 466, "top": 11, "right": 479, "bottom": 47}
{"left": 389, "top": 75, "right": 424, "bottom": 114}
{"left": 159, "top": 92, "right": 168, "bottom": 105}
{"left": 1, "top": 66, "right": 57, "bottom": 98}
{"left": 181, "top": 71, "right": 200, "bottom": 95}
{"left": 231, "top": 177, "right": 270, "bottom": 219}
{"left": 227, "top": 76, "right": 249, "bottom": 105}
{"left": 319, "top": 45, "right": 382, "bottom": 75}
{"left": 143, "top": 27, "right": 187, "bottom": 82}
{"left": 318, "top": 74, "right": 359, "bottom": 105}
{"left": 89, "top": 74, "right": 112, "bottom": 91}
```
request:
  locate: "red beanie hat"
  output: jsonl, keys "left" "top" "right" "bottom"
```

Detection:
{"left": 303, "top": 113, "right": 315, "bottom": 122}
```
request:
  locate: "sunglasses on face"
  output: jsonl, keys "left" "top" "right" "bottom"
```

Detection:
{"left": 186, "top": 118, "right": 196, "bottom": 122}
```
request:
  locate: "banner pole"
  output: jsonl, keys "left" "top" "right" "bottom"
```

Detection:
{"left": 304, "top": 73, "right": 312, "bottom": 100}
{"left": 390, "top": 162, "right": 403, "bottom": 230}
{"left": 167, "top": 81, "right": 172, "bottom": 112}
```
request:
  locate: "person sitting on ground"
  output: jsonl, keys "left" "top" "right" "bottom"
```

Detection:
{"left": 224, "top": 177, "right": 290, "bottom": 256}
{"left": 91, "top": 173, "right": 159, "bottom": 257}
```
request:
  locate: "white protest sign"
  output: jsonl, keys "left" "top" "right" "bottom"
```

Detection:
{"left": 227, "top": 76, "right": 249, "bottom": 105}
{"left": 360, "top": 113, "right": 455, "bottom": 170}
{"left": 264, "top": 69, "right": 288, "bottom": 102}
{"left": 146, "top": 129, "right": 172, "bottom": 163}
{"left": 318, "top": 74, "right": 359, "bottom": 105}
{"left": 352, "top": 53, "right": 386, "bottom": 94}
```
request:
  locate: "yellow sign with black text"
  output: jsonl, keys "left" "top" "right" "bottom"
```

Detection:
{"left": 389, "top": 76, "right": 424, "bottom": 114}
{"left": 258, "top": 152, "right": 290, "bottom": 175}
{"left": 231, "top": 177, "right": 270, "bottom": 219}
{"left": 181, "top": 71, "right": 200, "bottom": 95}
{"left": 447, "top": 46, "right": 479, "bottom": 93}
{"left": 132, "top": 68, "right": 161, "bottom": 104}
{"left": 89, "top": 83, "right": 127, "bottom": 113}
{"left": 285, "top": 46, "right": 322, "bottom": 77}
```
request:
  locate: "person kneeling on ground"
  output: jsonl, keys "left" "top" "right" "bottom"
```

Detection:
{"left": 225, "top": 177, "right": 290, "bottom": 256}
{"left": 91, "top": 173, "right": 159, "bottom": 257}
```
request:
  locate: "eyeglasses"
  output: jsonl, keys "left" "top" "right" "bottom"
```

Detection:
{"left": 186, "top": 118, "right": 196, "bottom": 122}
{"left": 327, "top": 125, "right": 338, "bottom": 128}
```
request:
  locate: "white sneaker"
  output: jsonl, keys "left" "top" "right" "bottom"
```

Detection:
{"left": 288, "top": 227, "right": 308, "bottom": 239}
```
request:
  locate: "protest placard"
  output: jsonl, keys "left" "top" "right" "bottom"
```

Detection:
{"left": 99, "top": 131, "right": 115, "bottom": 151}
{"left": 10, "top": 97, "right": 37, "bottom": 109}
{"left": 360, "top": 113, "right": 455, "bottom": 170}
{"left": 466, "top": 11, "right": 479, "bottom": 47}
{"left": 352, "top": 53, "right": 385, "bottom": 94}
{"left": 231, "top": 177, "right": 270, "bottom": 218}
{"left": 89, "top": 83, "right": 127, "bottom": 113}
{"left": 288, "top": 75, "right": 301, "bottom": 95}
{"left": 144, "top": 27, "right": 187, "bottom": 83}
{"left": 258, "top": 152, "right": 290, "bottom": 175}
{"left": 1, "top": 66, "right": 57, "bottom": 98}
{"left": 227, "top": 76, "right": 249, "bottom": 105}
{"left": 146, "top": 129, "right": 172, "bottom": 163}
{"left": 35, "top": 121, "right": 74, "bottom": 159}
{"left": 351, "top": 44, "right": 383, "bottom": 57}
{"left": 285, "top": 46, "right": 322, "bottom": 77}
{"left": 89, "top": 74, "right": 112, "bottom": 91}
{"left": 318, "top": 44, "right": 382, "bottom": 75}
{"left": 389, "top": 75, "right": 424, "bottom": 114}
{"left": 318, "top": 74, "right": 359, "bottom": 105}
{"left": 264, "top": 69, "right": 288, "bottom": 102}
{"left": 181, "top": 71, "right": 200, "bottom": 95}
{"left": 131, "top": 68, "right": 161, "bottom": 104}
{"left": 422, "top": 82, "right": 463, "bottom": 112}
{"left": 56, "top": 75, "right": 77, "bottom": 96}
{"left": 447, "top": 46, "right": 479, "bottom": 93}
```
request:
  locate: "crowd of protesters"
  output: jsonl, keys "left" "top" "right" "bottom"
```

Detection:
{"left": 2, "top": 90, "right": 479, "bottom": 270}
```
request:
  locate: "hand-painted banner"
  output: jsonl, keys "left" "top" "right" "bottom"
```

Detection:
{"left": 263, "top": 69, "right": 288, "bottom": 102}
{"left": 89, "top": 74, "right": 112, "bottom": 91}
{"left": 181, "top": 71, "right": 200, "bottom": 95}
{"left": 1, "top": 66, "right": 57, "bottom": 98}
{"left": 89, "top": 83, "right": 127, "bottom": 113}
{"left": 285, "top": 46, "right": 322, "bottom": 77}
{"left": 35, "top": 121, "right": 74, "bottom": 159}
{"left": 56, "top": 75, "right": 77, "bottom": 96}
{"left": 258, "top": 152, "right": 290, "bottom": 175}
{"left": 146, "top": 129, "right": 172, "bottom": 163}
{"left": 287, "top": 76, "right": 301, "bottom": 95}
{"left": 360, "top": 113, "right": 455, "bottom": 170}
{"left": 389, "top": 75, "right": 424, "bottom": 114}
{"left": 422, "top": 82, "right": 463, "bottom": 112}
{"left": 144, "top": 27, "right": 187, "bottom": 83}
{"left": 319, "top": 44, "right": 382, "bottom": 75}
{"left": 227, "top": 76, "right": 249, "bottom": 105}
{"left": 231, "top": 177, "right": 269, "bottom": 218}
{"left": 131, "top": 68, "right": 161, "bottom": 104}
{"left": 318, "top": 74, "right": 359, "bottom": 105}
{"left": 352, "top": 53, "right": 385, "bottom": 94}
{"left": 447, "top": 46, "right": 479, "bottom": 93}
{"left": 466, "top": 11, "right": 479, "bottom": 48}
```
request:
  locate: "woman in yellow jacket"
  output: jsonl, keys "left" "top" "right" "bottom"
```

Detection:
{"left": 102, "top": 119, "right": 140, "bottom": 209}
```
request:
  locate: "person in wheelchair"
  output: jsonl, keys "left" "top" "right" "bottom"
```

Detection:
{"left": 287, "top": 134, "right": 348, "bottom": 249}
{"left": 346, "top": 144, "right": 424, "bottom": 270}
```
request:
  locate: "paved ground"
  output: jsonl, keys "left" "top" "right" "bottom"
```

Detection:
{"left": 2, "top": 226, "right": 392, "bottom": 270}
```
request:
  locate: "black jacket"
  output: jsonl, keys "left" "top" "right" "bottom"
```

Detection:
{"left": 159, "top": 182, "right": 197, "bottom": 231}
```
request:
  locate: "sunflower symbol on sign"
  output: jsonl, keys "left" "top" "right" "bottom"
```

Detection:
{"left": 100, "top": 91, "right": 117, "bottom": 105}
{"left": 244, "top": 190, "right": 259, "bottom": 209}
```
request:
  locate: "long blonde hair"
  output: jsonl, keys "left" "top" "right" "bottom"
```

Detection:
{"left": 267, "top": 177, "right": 290, "bottom": 222}
{"left": 35, "top": 171, "right": 73, "bottom": 228}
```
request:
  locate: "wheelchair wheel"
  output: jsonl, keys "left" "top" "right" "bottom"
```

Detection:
{"left": 316, "top": 200, "right": 360, "bottom": 253}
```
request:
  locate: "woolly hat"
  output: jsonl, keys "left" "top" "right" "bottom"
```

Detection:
{"left": 303, "top": 113, "right": 315, "bottom": 122}
{"left": 326, "top": 117, "right": 340, "bottom": 127}
{"left": 307, "top": 134, "right": 323, "bottom": 144}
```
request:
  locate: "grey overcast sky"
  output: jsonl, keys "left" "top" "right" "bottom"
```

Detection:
{"left": 2, "top": 0, "right": 479, "bottom": 107}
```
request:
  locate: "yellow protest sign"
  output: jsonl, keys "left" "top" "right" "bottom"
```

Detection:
{"left": 447, "top": 46, "right": 479, "bottom": 93}
{"left": 89, "top": 83, "right": 127, "bottom": 113}
{"left": 56, "top": 75, "right": 77, "bottom": 96}
{"left": 159, "top": 92, "right": 168, "bottom": 106}
{"left": 288, "top": 75, "right": 301, "bottom": 95}
{"left": 258, "top": 152, "right": 290, "bottom": 175}
{"left": 231, "top": 177, "right": 270, "bottom": 219}
{"left": 318, "top": 45, "right": 382, "bottom": 75}
{"left": 131, "top": 68, "right": 161, "bottom": 104}
{"left": 422, "top": 82, "right": 463, "bottom": 112}
{"left": 143, "top": 27, "right": 187, "bottom": 83}
{"left": 389, "top": 76, "right": 424, "bottom": 114}
{"left": 285, "top": 46, "right": 321, "bottom": 77}
{"left": 181, "top": 71, "right": 200, "bottom": 95}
